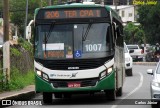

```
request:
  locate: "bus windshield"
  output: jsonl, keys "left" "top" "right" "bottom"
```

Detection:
{"left": 35, "top": 23, "right": 111, "bottom": 60}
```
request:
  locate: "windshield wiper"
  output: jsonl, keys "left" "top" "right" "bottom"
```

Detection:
{"left": 82, "top": 23, "right": 92, "bottom": 41}
{"left": 44, "top": 22, "right": 55, "bottom": 54}
{"left": 44, "top": 22, "right": 55, "bottom": 44}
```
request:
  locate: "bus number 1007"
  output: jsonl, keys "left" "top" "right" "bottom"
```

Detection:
{"left": 85, "top": 44, "right": 102, "bottom": 52}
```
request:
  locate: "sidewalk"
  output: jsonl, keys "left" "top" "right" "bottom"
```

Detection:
{"left": 0, "top": 85, "right": 35, "bottom": 100}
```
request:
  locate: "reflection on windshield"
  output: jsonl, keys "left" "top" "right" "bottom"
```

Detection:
{"left": 35, "top": 23, "right": 111, "bottom": 60}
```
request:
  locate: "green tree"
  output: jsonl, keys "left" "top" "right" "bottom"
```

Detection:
{"left": 137, "top": 3, "right": 160, "bottom": 44}
{"left": 0, "top": 1, "right": 2, "bottom": 11}
{"left": 134, "top": 27, "right": 145, "bottom": 45}
{"left": 124, "top": 22, "right": 145, "bottom": 45}
{"left": 1, "top": 0, "right": 76, "bottom": 37}
{"left": 0, "top": 1, "right": 3, "bottom": 19}
{"left": 9, "top": 0, "right": 41, "bottom": 37}
{"left": 9, "top": 0, "right": 67, "bottom": 37}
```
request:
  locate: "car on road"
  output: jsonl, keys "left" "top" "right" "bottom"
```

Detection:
{"left": 147, "top": 61, "right": 160, "bottom": 108}
{"left": 124, "top": 42, "right": 133, "bottom": 76}
{"left": 127, "top": 44, "right": 144, "bottom": 61}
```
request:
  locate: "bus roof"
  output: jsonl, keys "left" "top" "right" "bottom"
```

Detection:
{"left": 35, "top": 3, "right": 122, "bottom": 23}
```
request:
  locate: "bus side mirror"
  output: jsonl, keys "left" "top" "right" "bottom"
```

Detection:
{"left": 116, "top": 26, "right": 123, "bottom": 37}
{"left": 26, "top": 26, "right": 31, "bottom": 40}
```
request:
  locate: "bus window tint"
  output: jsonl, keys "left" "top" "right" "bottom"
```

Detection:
{"left": 35, "top": 24, "right": 73, "bottom": 59}
{"left": 74, "top": 23, "right": 111, "bottom": 58}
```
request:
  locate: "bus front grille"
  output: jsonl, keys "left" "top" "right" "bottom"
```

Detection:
{"left": 50, "top": 78, "right": 98, "bottom": 88}
{"left": 35, "top": 56, "right": 113, "bottom": 70}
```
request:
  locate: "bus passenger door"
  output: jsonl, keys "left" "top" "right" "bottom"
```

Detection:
{"left": 113, "top": 23, "right": 125, "bottom": 90}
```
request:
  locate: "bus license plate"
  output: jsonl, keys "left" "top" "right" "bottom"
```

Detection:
{"left": 68, "top": 82, "right": 81, "bottom": 88}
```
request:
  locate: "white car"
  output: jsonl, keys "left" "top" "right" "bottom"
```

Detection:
{"left": 124, "top": 42, "right": 133, "bottom": 76}
{"left": 147, "top": 61, "right": 160, "bottom": 108}
{"left": 126, "top": 44, "right": 144, "bottom": 61}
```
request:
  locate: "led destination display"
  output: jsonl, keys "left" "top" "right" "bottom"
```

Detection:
{"left": 36, "top": 8, "right": 108, "bottom": 19}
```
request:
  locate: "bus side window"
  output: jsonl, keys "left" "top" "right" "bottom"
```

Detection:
{"left": 112, "top": 23, "right": 116, "bottom": 44}
{"left": 106, "top": 26, "right": 113, "bottom": 50}
{"left": 116, "top": 26, "right": 123, "bottom": 47}
{"left": 116, "top": 26, "right": 121, "bottom": 37}
{"left": 106, "top": 27, "right": 110, "bottom": 43}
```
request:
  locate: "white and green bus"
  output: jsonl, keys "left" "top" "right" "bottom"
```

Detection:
{"left": 26, "top": 1, "right": 125, "bottom": 103}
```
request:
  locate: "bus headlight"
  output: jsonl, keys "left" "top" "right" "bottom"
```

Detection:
{"left": 37, "top": 70, "right": 42, "bottom": 76}
{"left": 107, "top": 67, "right": 113, "bottom": 74}
{"left": 36, "top": 69, "right": 49, "bottom": 81}
{"left": 100, "top": 67, "right": 113, "bottom": 80}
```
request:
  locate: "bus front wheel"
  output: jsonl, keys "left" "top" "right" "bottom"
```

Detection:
{"left": 54, "top": 93, "right": 62, "bottom": 98}
{"left": 43, "top": 92, "right": 52, "bottom": 104}
{"left": 105, "top": 89, "right": 116, "bottom": 101}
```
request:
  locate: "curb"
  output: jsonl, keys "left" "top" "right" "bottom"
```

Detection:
{"left": 0, "top": 90, "right": 36, "bottom": 101}
{"left": 0, "top": 85, "right": 36, "bottom": 101}
{"left": 133, "top": 62, "right": 157, "bottom": 66}
{"left": 0, "top": 85, "right": 36, "bottom": 107}
{"left": 0, "top": 91, "right": 36, "bottom": 107}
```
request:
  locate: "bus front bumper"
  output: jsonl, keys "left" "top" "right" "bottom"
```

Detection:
{"left": 35, "top": 71, "right": 115, "bottom": 93}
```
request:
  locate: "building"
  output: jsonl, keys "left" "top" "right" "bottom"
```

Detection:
{"left": 109, "top": 5, "right": 140, "bottom": 26}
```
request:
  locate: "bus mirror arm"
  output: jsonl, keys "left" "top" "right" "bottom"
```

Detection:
{"left": 116, "top": 26, "right": 123, "bottom": 37}
{"left": 26, "top": 20, "right": 34, "bottom": 42}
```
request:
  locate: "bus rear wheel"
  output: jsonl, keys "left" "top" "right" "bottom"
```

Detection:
{"left": 105, "top": 89, "right": 116, "bottom": 101}
{"left": 43, "top": 92, "right": 52, "bottom": 104}
{"left": 116, "top": 87, "right": 122, "bottom": 96}
{"left": 126, "top": 69, "right": 133, "bottom": 76}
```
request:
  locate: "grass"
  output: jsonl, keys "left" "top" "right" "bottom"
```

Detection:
{"left": 8, "top": 67, "right": 34, "bottom": 90}
{"left": 10, "top": 47, "right": 21, "bottom": 56}
{"left": 0, "top": 67, "right": 34, "bottom": 91}
{"left": 0, "top": 38, "right": 34, "bottom": 91}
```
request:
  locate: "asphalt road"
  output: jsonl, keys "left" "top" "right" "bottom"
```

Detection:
{"left": 9, "top": 65, "right": 157, "bottom": 108}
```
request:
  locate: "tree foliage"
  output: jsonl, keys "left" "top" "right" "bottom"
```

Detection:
{"left": 9, "top": 0, "right": 41, "bottom": 37}
{"left": 0, "top": 1, "right": 2, "bottom": 12}
{"left": 137, "top": 3, "right": 160, "bottom": 44}
{"left": 8, "top": 0, "right": 69, "bottom": 37}
{"left": 124, "top": 22, "right": 144, "bottom": 45}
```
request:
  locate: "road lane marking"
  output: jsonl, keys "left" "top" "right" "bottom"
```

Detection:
{"left": 111, "top": 72, "right": 144, "bottom": 108}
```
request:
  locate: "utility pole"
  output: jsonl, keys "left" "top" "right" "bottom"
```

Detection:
{"left": 48, "top": 0, "right": 52, "bottom": 5}
{"left": 24, "top": 0, "right": 28, "bottom": 39}
{"left": 114, "top": 0, "right": 118, "bottom": 13}
{"left": 127, "top": 0, "right": 130, "bottom": 5}
{"left": 40, "top": 0, "right": 42, "bottom": 7}
{"left": 3, "top": 0, "right": 10, "bottom": 83}
{"left": 101, "top": 0, "right": 104, "bottom": 5}
{"left": 58, "top": 0, "right": 62, "bottom": 4}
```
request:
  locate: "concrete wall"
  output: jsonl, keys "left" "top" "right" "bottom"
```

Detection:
{"left": 118, "top": 6, "right": 135, "bottom": 23}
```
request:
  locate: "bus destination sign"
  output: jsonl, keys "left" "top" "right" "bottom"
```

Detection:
{"left": 43, "top": 9, "right": 101, "bottom": 19}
